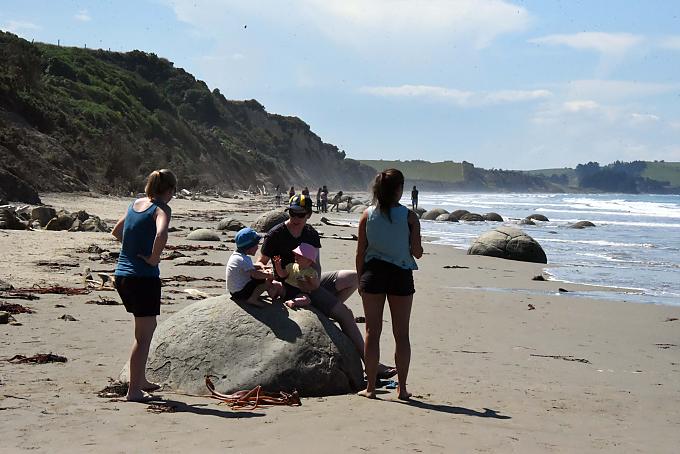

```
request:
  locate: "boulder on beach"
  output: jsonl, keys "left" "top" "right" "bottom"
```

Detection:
{"left": 186, "top": 228, "right": 221, "bottom": 241}
{"left": 519, "top": 218, "right": 535, "bottom": 226}
{"left": 569, "top": 221, "right": 596, "bottom": 229}
{"left": 217, "top": 217, "right": 246, "bottom": 232}
{"left": 122, "top": 296, "right": 364, "bottom": 397}
{"left": 483, "top": 212, "right": 503, "bottom": 222}
{"left": 468, "top": 226, "right": 547, "bottom": 264}
{"left": 413, "top": 207, "right": 426, "bottom": 218}
{"left": 45, "top": 214, "right": 75, "bottom": 231}
{"left": 350, "top": 204, "right": 367, "bottom": 213}
{"left": 435, "top": 213, "right": 451, "bottom": 221}
{"left": 31, "top": 207, "right": 57, "bottom": 227}
{"left": 460, "top": 213, "right": 485, "bottom": 222}
{"left": 450, "top": 210, "right": 470, "bottom": 221}
{"left": 0, "top": 208, "right": 27, "bottom": 230}
{"left": 78, "top": 216, "right": 109, "bottom": 232}
{"left": 252, "top": 210, "right": 289, "bottom": 233}
{"left": 526, "top": 214, "right": 549, "bottom": 222}
{"left": 422, "top": 208, "right": 449, "bottom": 220}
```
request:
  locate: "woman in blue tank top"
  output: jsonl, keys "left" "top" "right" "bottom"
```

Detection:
{"left": 356, "top": 168, "right": 423, "bottom": 400}
{"left": 112, "top": 169, "right": 176, "bottom": 402}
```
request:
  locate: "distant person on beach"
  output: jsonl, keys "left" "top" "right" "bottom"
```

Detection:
{"left": 356, "top": 168, "right": 423, "bottom": 400}
{"left": 257, "top": 194, "right": 397, "bottom": 379}
{"left": 112, "top": 169, "right": 176, "bottom": 402}
{"left": 289, "top": 186, "right": 295, "bottom": 199}
{"left": 302, "top": 186, "right": 310, "bottom": 196}
{"left": 272, "top": 242, "right": 319, "bottom": 308}
{"left": 321, "top": 186, "right": 328, "bottom": 212}
{"left": 275, "top": 185, "right": 282, "bottom": 206}
{"left": 226, "top": 227, "right": 284, "bottom": 307}
{"left": 411, "top": 185, "right": 419, "bottom": 211}
{"left": 316, "top": 187, "right": 322, "bottom": 213}
{"left": 329, "top": 190, "right": 343, "bottom": 212}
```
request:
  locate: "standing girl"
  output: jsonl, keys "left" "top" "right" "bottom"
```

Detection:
{"left": 112, "top": 169, "right": 176, "bottom": 402}
{"left": 356, "top": 169, "right": 423, "bottom": 400}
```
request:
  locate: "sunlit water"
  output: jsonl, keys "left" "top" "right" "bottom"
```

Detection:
{"left": 396, "top": 193, "right": 680, "bottom": 306}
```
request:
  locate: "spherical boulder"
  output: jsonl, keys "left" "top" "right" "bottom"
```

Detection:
{"left": 483, "top": 212, "right": 503, "bottom": 222}
{"left": 435, "top": 213, "right": 451, "bottom": 221}
{"left": 519, "top": 218, "right": 536, "bottom": 226}
{"left": 123, "top": 296, "right": 364, "bottom": 397}
{"left": 468, "top": 226, "right": 547, "bottom": 264}
{"left": 45, "top": 214, "right": 74, "bottom": 231}
{"left": 0, "top": 209, "right": 26, "bottom": 230}
{"left": 350, "top": 204, "right": 368, "bottom": 213}
{"left": 413, "top": 207, "right": 426, "bottom": 218}
{"left": 217, "top": 217, "right": 246, "bottom": 232}
{"left": 31, "top": 207, "right": 57, "bottom": 227}
{"left": 422, "top": 208, "right": 449, "bottom": 220}
{"left": 252, "top": 210, "right": 289, "bottom": 233}
{"left": 526, "top": 214, "right": 549, "bottom": 222}
{"left": 186, "top": 228, "right": 221, "bottom": 241}
{"left": 569, "top": 220, "right": 596, "bottom": 229}
{"left": 450, "top": 210, "right": 470, "bottom": 221}
{"left": 460, "top": 213, "right": 485, "bottom": 222}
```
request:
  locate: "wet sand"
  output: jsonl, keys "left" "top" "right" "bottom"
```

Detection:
{"left": 1, "top": 193, "right": 679, "bottom": 453}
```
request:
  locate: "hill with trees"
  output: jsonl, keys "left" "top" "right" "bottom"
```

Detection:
{"left": 0, "top": 31, "right": 374, "bottom": 203}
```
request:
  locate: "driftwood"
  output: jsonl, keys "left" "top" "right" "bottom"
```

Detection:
{"left": 319, "top": 233, "right": 357, "bottom": 241}
{"left": 176, "top": 259, "right": 224, "bottom": 267}
{"left": 161, "top": 275, "right": 225, "bottom": 284}
{"left": 166, "top": 244, "right": 215, "bottom": 251}
{"left": 205, "top": 375, "right": 301, "bottom": 410}
{"left": 319, "top": 217, "right": 355, "bottom": 228}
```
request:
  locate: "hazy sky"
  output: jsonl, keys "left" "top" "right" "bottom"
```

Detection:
{"left": 2, "top": 1, "right": 679, "bottom": 169}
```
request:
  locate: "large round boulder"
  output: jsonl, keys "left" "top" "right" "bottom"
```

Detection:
{"left": 125, "top": 296, "right": 364, "bottom": 396}
{"left": 468, "top": 226, "right": 547, "bottom": 264}
{"left": 0, "top": 209, "right": 26, "bottom": 230}
{"left": 217, "top": 217, "right": 246, "bottom": 231}
{"left": 450, "top": 210, "right": 470, "bottom": 221}
{"left": 483, "top": 212, "right": 503, "bottom": 222}
{"left": 422, "top": 208, "right": 449, "bottom": 220}
{"left": 569, "top": 220, "right": 596, "bottom": 229}
{"left": 186, "top": 228, "right": 221, "bottom": 241}
{"left": 435, "top": 213, "right": 451, "bottom": 221}
{"left": 45, "top": 214, "right": 75, "bottom": 231}
{"left": 252, "top": 210, "right": 289, "bottom": 233}
{"left": 31, "top": 207, "right": 57, "bottom": 227}
{"left": 413, "top": 207, "right": 426, "bottom": 218}
{"left": 460, "top": 213, "right": 485, "bottom": 222}
{"left": 350, "top": 204, "right": 368, "bottom": 213}
{"left": 526, "top": 214, "right": 549, "bottom": 222}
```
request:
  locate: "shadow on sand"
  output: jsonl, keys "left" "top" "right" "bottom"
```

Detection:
{"left": 150, "top": 398, "right": 265, "bottom": 419}
{"left": 398, "top": 399, "right": 511, "bottom": 419}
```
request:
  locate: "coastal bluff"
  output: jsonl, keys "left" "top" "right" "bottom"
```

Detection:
{"left": 131, "top": 296, "right": 364, "bottom": 397}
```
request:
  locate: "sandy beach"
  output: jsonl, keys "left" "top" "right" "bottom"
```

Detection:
{"left": 1, "top": 193, "right": 679, "bottom": 453}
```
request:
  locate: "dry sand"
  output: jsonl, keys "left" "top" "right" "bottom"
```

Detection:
{"left": 1, "top": 193, "right": 679, "bottom": 453}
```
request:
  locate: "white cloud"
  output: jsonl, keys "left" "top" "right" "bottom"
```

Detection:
{"left": 163, "top": 0, "right": 531, "bottom": 50}
{"left": 629, "top": 113, "right": 660, "bottom": 123}
{"left": 659, "top": 35, "right": 680, "bottom": 50}
{"left": 3, "top": 20, "right": 40, "bottom": 33}
{"left": 529, "top": 32, "right": 643, "bottom": 55}
{"left": 563, "top": 100, "right": 599, "bottom": 112}
{"left": 359, "top": 84, "right": 551, "bottom": 106}
{"left": 74, "top": 10, "right": 91, "bottom": 22}
{"left": 564, "top": 80, "right": 679, "bottom": 102}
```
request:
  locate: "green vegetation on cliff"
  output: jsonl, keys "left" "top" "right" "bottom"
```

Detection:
{"left": 0, "top": 31, "right": 374, "bottom": 201}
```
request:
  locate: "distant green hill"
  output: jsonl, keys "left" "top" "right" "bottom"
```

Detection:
{"left": 0, "top": 31, "right": 374, "bottom": 202}
{"left": 642, "top": 162, "right": 680, "bottom": 186}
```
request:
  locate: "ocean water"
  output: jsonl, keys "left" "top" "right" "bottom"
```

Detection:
{"left": 404, "top": 192, "right": 680, "bottom": 307}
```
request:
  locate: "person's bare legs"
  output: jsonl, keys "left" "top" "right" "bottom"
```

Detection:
{"left": 387, "top": 294, "right": 413, "bottom": 400}
{"left": 333, "top": 270, "right": 358, "bottom": 303}
{"left": 246, "top": 282, "right": 269, "bottom": 307}
{"left": 127, "top": 316, "right": 157, "bottom": 401}
{"left": 266, "top": 280, "right": 285, "bottom": 300}
{"left": 357, "top": 292, "right": 386, "bottom": 398}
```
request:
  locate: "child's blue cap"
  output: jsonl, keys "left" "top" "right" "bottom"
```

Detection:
{"left": 235, "top": 227, "right": 261, "bottom": 249}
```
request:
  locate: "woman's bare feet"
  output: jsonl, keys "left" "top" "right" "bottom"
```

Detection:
{"left": 126, "top": 390, "right": 153, "bottom": 402}
{"left": 141, "top": 381, "right": 161, "bottom": 392}
{"left": 397, "top": 387, "right": 412, "bottom": 401}
{"left": 357, "top": 389, "right": 376, "bottom": 399}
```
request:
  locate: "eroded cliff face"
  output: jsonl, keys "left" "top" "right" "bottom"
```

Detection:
{"left": 0, "top": 31, "right": 374, "bottom": 202}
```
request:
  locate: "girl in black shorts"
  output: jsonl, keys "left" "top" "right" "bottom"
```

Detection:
{"left": 356, "top": 169, "right": 423, "bottom": 400}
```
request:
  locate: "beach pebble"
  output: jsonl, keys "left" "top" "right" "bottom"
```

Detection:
{"left": 124, "top": 295, "right": 363, "bottom": 397}
{"left": 186, "top": 228, "right": 221, "bottom": 241}
{"left": 468, "top": 226, "right": 547, "bottom": 264}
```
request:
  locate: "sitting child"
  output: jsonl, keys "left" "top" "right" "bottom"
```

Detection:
{"left": 226, "top": 227, "right": 283, "bottom": 306}
{"left": 272, "top": 242, "right": 319, "bottom": 308}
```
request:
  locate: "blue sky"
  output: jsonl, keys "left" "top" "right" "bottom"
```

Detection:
{"left": 2, "top": 1, "right": 679, "bottom": 169}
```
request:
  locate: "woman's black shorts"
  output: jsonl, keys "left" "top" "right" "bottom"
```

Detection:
{"left": 360, "top": 259, "right": 415, "bottom": 296}
{"left": 115, "top": 276, "right": 162, "bottom": 317}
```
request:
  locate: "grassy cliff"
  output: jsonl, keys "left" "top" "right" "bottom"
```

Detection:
{"left": 0, "top": 31, "right": 374, "bottom": 201}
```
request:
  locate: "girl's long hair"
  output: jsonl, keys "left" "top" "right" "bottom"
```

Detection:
{"left": 372, "top": 168, "right": 404, "bottom": 222}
